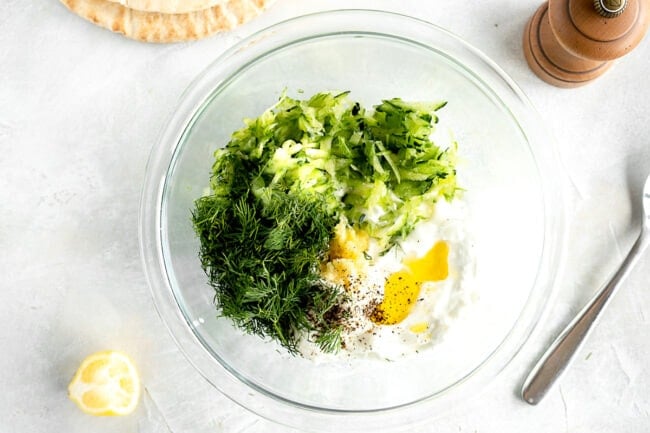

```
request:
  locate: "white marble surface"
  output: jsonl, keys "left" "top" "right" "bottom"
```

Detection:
{"left": 1, "top": 0, "right": 649, "bottom": 432}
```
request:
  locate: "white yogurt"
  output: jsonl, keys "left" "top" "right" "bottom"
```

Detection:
{"left": 297, "top": 198, "right": 477, "bottom": 360}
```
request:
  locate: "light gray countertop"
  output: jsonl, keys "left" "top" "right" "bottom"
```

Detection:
{"left": 1, "top": 0, "right": 649, "bottom": 432}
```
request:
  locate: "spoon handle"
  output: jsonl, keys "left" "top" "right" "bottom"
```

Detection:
{"left": 521, "top": 232, "right": 649, "bottom": 405}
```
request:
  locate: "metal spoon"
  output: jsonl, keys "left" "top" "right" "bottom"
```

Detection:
{"left": 522, "top": 174, "right": 650, "bottom": 405}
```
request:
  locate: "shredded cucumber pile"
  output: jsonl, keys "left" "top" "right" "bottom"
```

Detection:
{"left": 192, "top": 91, "right": 459, "bottom": 353}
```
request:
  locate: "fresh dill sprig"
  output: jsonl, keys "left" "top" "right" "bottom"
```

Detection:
{"left": 314, "top": 327, "right": 343, "bottom": 354}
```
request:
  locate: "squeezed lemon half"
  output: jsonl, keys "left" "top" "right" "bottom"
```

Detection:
{"left": 68, "top": 350, "right": 140, "bottom": 416}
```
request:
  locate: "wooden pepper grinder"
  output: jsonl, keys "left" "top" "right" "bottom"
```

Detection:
{"left": 523, "top": 0, "right": 650, "bottom": 87}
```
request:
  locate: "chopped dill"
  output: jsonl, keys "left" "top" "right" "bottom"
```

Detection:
{"left": 193, "top": 190, "right": 341, "bottom": 354}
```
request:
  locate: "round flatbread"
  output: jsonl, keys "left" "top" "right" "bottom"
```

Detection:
{"left": 60, "top": 0, "right": 273, "bottom": 43}
{"left": 106, "top": 0, "right": 225, "bottom": 14}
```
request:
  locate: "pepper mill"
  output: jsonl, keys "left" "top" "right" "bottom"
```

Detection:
{"left": 523, "top": 0, "right": 650, "bottom": 87}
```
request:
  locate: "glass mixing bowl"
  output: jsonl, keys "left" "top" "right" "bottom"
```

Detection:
{"left": 140, "top": 9, "right": 566, "bottom": 432}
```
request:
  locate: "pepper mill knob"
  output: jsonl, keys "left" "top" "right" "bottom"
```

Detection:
{"left": 594, "top": 0, "right": 628, "bottom": 18}
{"left": 523, "top": 0, "right": 650, "bottom": 87}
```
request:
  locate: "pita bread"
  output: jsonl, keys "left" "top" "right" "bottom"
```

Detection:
{"left": 106, "top": 0, "right": 225, "bottom": 14}
{"left": 60, "top": 0, "right": 273, "bottom": 43}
